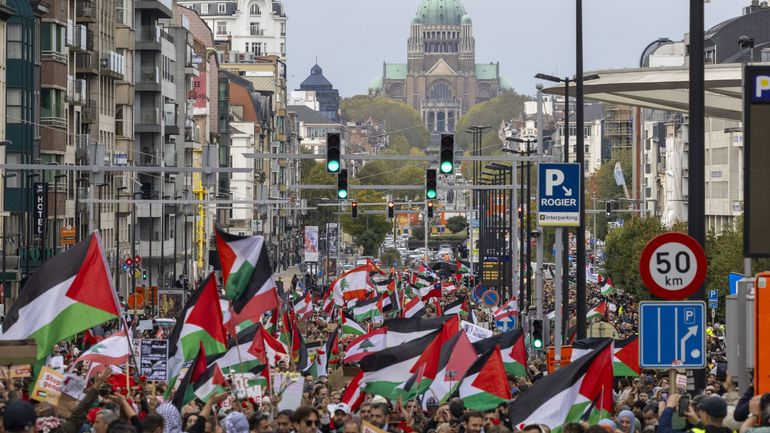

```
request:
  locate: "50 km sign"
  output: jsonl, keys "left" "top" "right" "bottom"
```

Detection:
{"left": 639, "top": 232, "right": 707, "bottom": 300}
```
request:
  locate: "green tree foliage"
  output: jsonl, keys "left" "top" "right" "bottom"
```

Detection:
{"left": 586, "top": 149, "right": 633, "bottom": 240}
{"left": 341, "top": 96, "right": 430, "bottom": 149}
{"left": 299, "top": 161, "right": 337, "bottom": 228}
{"left": 454, "top": 92, "right": 530, "bottom": 151}
{"left": 604, "top": 217, "right": 667, "bottom": 299}
{"left": 446, "top": 216, "right": 468, "bottom": 233}
{"left": 340, "top": 189, "right": 392, "bottom": 256}
{"left": 380, "top": 248, "right": 402, "bottom": 268}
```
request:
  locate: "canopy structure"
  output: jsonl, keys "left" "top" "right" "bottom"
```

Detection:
{"left": 542, "top": 63, "right": 745, "bottom": 121}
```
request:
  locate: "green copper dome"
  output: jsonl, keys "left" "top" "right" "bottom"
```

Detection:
{"left": 416, "top": 0, "right": 467, "bottom": 26}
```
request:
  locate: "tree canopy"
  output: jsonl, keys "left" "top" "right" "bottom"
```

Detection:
{"left": 454, "top": 91, "right": 530, "bottom": 151}
{"left": 341, "top": 96, "right": 430, "bottom": 149}
{"left": 586, "top": 149, "right": 633, "bottom": 240}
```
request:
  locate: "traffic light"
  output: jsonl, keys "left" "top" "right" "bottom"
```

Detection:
{"left": 337, "top": 169, "right": 348, "bottom": 199}
{"left": 326, "top": 133, "right": 341, "bottom": 173}
{"left": 426, "top": 169, "right": 437, "bottom": 199}
{"left": 142, "top": 269, "right": 147, "bottom": 280}
{"left": 605, "top": 201, "right": 612, "bottom": 216}
{"left": 427, "top": 200, "right": 434, "bottom": 218}
{"left": 351, "top": 201, "right": 358, "bottom": 218}
{"left": 439, "top": 134, "right": 454, "bottom": 174}
{"left": 387, "top": 201, "right": 395, "bottom": 219}
{"left": 531, "top": 318, "right": 544, "bottom": 350}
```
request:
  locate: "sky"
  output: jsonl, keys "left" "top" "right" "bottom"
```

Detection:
{"left": 286, "top": 0, "right": 752, "bottom": 98}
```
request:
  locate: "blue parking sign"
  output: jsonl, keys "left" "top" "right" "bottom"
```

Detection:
{"left": 538, "top": 163, "right": 581, "bottom": 227}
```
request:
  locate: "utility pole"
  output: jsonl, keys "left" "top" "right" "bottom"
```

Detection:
{"left": 535, "top": 84, "right": 545, "bottom": 319}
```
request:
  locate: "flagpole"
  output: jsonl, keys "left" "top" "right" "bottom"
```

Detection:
{"left": 230, "top": 319, "right": 248, "bottom": 396}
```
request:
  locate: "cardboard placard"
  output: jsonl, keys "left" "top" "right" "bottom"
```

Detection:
{"left": 362, "top": 421, "right": 388, "bottom": 433}
{"left": 31, "top": 367, "right": 64, "bottom": 405}
{"left": 0, "top": 364, "right": 33, "bottom": 379}
{"left": 274, "top": 373, "right": 304, "bottom": 411}
{"left": 62, "top": 373, "right": 87, "bottom": 399}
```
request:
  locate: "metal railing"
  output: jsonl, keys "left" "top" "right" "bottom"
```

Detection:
{"left": 76, "top": 1, "right": 96, "bottom": 19}
{"left": 139, "top": 108, "right": 161, "bottom": 125}
{"left": 139, "top": 25, "right": 160, "bottom": 43}
{"left": 139, "top": 66, "right": 160, "bottom": 84}
{"left": 82, "top": 100, "right": 97, "bottom": 123}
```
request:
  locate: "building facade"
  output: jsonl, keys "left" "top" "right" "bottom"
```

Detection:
{"left": 296, "top": 64, "right": 340, "bottom": 121}
{"left": 177, "top": 0, "right": 286, "bottom": 60}
{"left": 368, "top": 0, "right": 511, "bottom": 137}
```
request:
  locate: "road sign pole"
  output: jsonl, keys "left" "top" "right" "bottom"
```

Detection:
{"left": 536, "top": 228, "right": 544, "bottom": 319}
{"left": 512, "top": 163, "right": 519, "bottom": 304}
{"left": 554, "top": 227, "right": 563, "bottom": 368}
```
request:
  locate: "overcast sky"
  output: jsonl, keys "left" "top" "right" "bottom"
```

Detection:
{"left": 286, "top": 0, "right": 752, "bottom": 98}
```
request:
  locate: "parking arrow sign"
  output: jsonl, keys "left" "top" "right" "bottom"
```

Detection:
{"left": 538, "top": 163, "right": 581, "bottom": 227}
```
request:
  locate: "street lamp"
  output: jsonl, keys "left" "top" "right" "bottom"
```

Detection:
{"left": 75, "top": 177, "right": 89, "bottom": 242}
{"left": 116, "top": 186, "right": 127, "bottom": 297}
{"left": 96, "top": 183, "right": 109, "bottom": 231}
{"left": 504, "top": 138, "right": 536, "bottom": 308}
{"left": 161, "top": 195, "right": 171, "bottom": 290}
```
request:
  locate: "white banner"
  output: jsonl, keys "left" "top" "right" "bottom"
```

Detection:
{"left": 304, "top": 226, "right": 319, "bottom": 262}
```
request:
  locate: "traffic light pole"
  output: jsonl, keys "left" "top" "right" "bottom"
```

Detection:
{"left": 424, "top": 202, "right": 429, "bottom": 256}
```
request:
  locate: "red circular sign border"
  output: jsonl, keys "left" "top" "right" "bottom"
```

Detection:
{"left": 639, "top": 232, "right": 707, "bottom": 300}
{"left": 481, "top": 289, "right": 499, "bottom": 307}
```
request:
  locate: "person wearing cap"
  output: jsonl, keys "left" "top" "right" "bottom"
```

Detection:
{"left": 323, "top": 404, "right": 350, "bottom": 433}
{"left": 660, "top": 394, "right": 732, "bottom": 433}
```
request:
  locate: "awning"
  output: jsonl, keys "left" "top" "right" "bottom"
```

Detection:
{"left": 542, "top": 63, "right": 745, "bottom": 121}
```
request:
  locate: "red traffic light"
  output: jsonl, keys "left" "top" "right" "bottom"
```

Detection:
{"left": 125, "top": 258, "right": 133, "bottom": 266}
{"left": 134, "top": 255, "right": 142, "bottom": 264}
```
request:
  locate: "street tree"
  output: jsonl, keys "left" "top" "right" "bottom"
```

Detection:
{"left": 446, "top": 216, "right": 468, "bottom": 233}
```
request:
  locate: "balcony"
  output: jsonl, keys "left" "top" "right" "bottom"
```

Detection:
{"left": 81, "top": 100, "right": 97, "bottom": 124}
{"left": 137, "top": 25, "right": 161, "bottom": 51}
{"left": 420, "top": 98, "right": 463, "bottom": 110}
{"left": 136, "top": 108, "right": 162, "bottom": 134}
{"left": 250, "top": 28, "right": 265, "bottom": 36}
{"left": 138, "top": 238, "right": 177, "bottom": 258}
{"left": 74, "top": 133, "right": 90, "bottom": 161}
{"left": 75, "top": 51, "right": 98, "bottom": 75}
{"left": 70, "top": 25, "right": 91, "bottom": 52}
{"left": 184, "top": 125, "right": 200, "bottom": 146}
{"left": 76, "top": 0, "right": 96, "bottom": 22}
{"left": 41, "top": 115, "right": 67, "bottom": 129}
{"left": 164, "top": 104, "right": 179, "bottom": 135}
{"left": 101, "top": 50, "right": 125, "bottom": 80}
{"left": 135, "top": 0, "right": 173, "bottom": 19}
{"left": 66, "top": 77, "right": 87, "bottom": 105}
{"left": 136, "top": 66, "right": 161, "bottom": 92}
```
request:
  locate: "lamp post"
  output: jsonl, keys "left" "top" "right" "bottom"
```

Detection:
{"left": 131, "top": 191, "right": 142, "bottom": 318}
{"left": 2, "top": 172, "right": 17, "bottom": 315}
{"left": 535, "top": 72, "right": 599, "bottom": 342}
{"left": 96, "top": 183, "right": 109, "bottom": 231}
{"left": 52, "top": 174, "right": 66, "bottom": 257}
{"left": 174, "top": 195, "right": 182, "bottom": 287}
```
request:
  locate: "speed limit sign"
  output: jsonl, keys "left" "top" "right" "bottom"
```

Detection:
{"left": 639, "top": 232, "right": 707, "bottom": 300}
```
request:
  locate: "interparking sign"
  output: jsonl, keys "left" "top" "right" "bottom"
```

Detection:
{"left": 538, "top": 163, "right": 581, "bottom": 227}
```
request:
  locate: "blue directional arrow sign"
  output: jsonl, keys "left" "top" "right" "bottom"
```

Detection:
{"left": 639, "top": 301, "right": 706, "bottom": 369}
{"left": 538, "top": 163, "right": 581, "bottom": 227}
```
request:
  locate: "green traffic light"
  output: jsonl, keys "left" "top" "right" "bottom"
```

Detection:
{"left": 327, "top": 160, "right": 340, "bottom": 172}
{"left": 338, "top": 189, "right": 348, "bottom": 199}
{"left": 440, "top": 161, "right": 453, "bottom": 174}
{"left": 533, "top": 339, "right": 543, "bottom": 349}
{"left": 427, "top": 189, "right": 437, "bottom": 199}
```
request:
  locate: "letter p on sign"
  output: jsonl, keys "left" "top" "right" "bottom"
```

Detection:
{"left": 545, "top": 169, "right": 564, "bottom": 196}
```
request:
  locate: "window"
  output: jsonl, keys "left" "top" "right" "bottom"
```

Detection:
{"left": 41, "top": 22, "right": 65, "bottom": 55}
{"left": 478, "top": 84, "right": 490, "bottom": 98}
{"left": 429, "top": 81, "right": 452, "bottom": 99}
{"left": 250, "top": 22, "right": 260, "bottom": 35}
{"left": 201, "top": 3, "right": 208, "bottom": 14}
{"left": 216, "top": 22, "right": 227, "bottom": 35}
{"left": 7, "top": 23, "right": 22, "bottom": 59}
{"left": 7, "top": 88, "right": 23, "bottom": 123}
{"left": 250, "top": 3, "right": 260, "bottom": 15}
{"left": 568, "top": 124, "right": 577, "bottom": 137}
{"left": 584, "top": 125, "right": 591, "bottom": 137}
{"left": 280, "top": 22, "right": 286, "bottom": 36}
{"left": 217, "top": 3, "right": 226, "bottom": 13}
{"left": 280, "top": 42, "right": 285, "bottom": 56}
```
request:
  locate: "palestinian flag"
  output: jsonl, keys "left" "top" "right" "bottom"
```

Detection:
{"left": 493, "top": 297, "right": 519, "bottom": 321}
{"left": 377, "top": 290, "right": 400, "bottom": 314}
{"left": 249, "top": 323, "right": 289, "bottom": 367}
{"left": 172, "top": 343, "right": 227, "bottom": 409}
{"left": 0, "top": 233, "right": 121, "bottom": 359}
{"left": 223, "top": 233, "right": 280, "bottom": 333}
{"left": 444, "top": 297, "right": 470, "bottom": 317}
{"left": 600, "top": 278, "right": 614, "bottom": 296}
{"left": 400, "top": 316, "right": 461, "bottom": 397}
{"left": 419, "top": 283, "right": 442, "bottom": 301}
{"left": 293, "top": 292, "right": 313, "bottom": 320}
{"left": 342, "top": 312, "right": 366, "bottom": 336}
{"left": 344, "top": 327, "right": 387, "bottom": 363}
{"left": 508, "top": 339, "right": 614, "bottom": 431}
{"left": 383, "top": 316, "right": 452, "bottom": 347}
{"left": 422, "top": 330, "right": 477, "bottom": 407}
{"left": 331, "top": 265, "right": 375, "bottom": 305}
{"left": 396, "top": 362, "right": 427, "bottom": 399}
{"left": 350, "top": 297, "right": 382, "bottom": 322}
{"left": 587, "top": 302, "right": 607, "bottom": 320}
{"left": 457, "top": 260, "right": 470, "bottom": 274}
{"left": 402, "top": 296, "right": 426, "bottom": 319}
{"left": 167, "top": 273, "right": 228, "bottom": 378}
{"left": 570, "top": 337, "right": 640, "bottom": 377}
{"left": 442, "top": 282, "right": 459, "bottom": 294}
{"left": 341, "top": 370, "right": 365, "bottom": 411}
{"left": 472, "top": 329, "right": 527, "bottom": 377}
{"left": 246, "top": 364, "right": 271, "bottom": 390}
{"left": 613, "top": 336, "right": 640, "bottom": 376}
{"left": 457, "top": 346, "right": 512, "bottom": 410}
{"left": 216, "top": 224, "right": 267, "bottom": 300}
{"left": 312, "top": 328, "right": 340, "bottom": 377}
{"left": 359, "top": 330, "right": 439, "bottom": 399}
{"left": 208, "top": 325, "right": 262, "bottom": 375}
